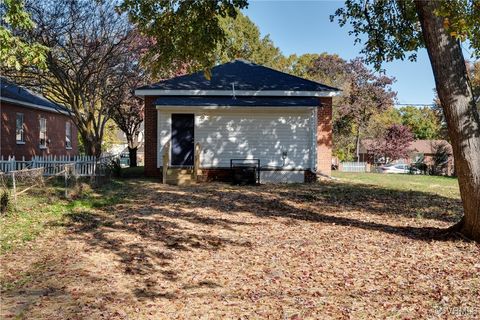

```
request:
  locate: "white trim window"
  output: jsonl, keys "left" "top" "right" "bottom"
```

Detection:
{"left": 15, "top": 113, "right": 25, "bottom": 144}
{"left": 39, "top": 117, "right": 47, "bottom": 148}
{"left": 65, "top": 121, "right": 72, "bottom": 149}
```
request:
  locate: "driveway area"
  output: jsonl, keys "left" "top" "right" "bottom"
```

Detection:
{"left": 1, "top": 179, "right": 479, "bottom": 319}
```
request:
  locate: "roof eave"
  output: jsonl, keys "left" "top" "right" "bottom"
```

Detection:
{"left": 134, "top": 89, "right": 341, "bottom": 97}
{"left": 155, "top": 105, "right": 318, "bottom": 110}
{"left": 0, "top": 97, "right": 71, "bottom": 116}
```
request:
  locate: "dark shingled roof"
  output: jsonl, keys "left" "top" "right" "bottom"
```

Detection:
{"left": 138, "top": 59, "right": 340, "bottom": 92}
{"left": 0, "top": 77, "right": 69, "bottom": 114}
{"left": 153, "top": 96, "right": 322, "bottom": 107}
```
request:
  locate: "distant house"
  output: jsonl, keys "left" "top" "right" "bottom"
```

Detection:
{"left": 359, "top": 139, "right": 454, "bottom": 174}
{"left": 0, "top": 78, "right": 78, "bottom": 159}
{"left": 135, "top": 59, "right": 340, "bottom": 183}
{"left": 105, "top": 125, "right": 145, "bottom": 165}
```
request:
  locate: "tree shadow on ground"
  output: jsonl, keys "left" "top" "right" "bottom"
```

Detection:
{"left": 152, "top": 181, "right": 464, "bottom": 241}
{"left": 4, "top": 178, "right": 466, "bottom": 314}
{"left": 65, "top": 180, "right": 464, "bottom": 291}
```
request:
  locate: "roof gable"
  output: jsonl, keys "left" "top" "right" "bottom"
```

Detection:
{"left": 137, "top": 59, "right": 340, "bottom": 94}
{"left": 0, "top": 77, "right": 69, "bottom": 114}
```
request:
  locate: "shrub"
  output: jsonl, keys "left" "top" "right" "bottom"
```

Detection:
{"left": 1, "top": 190, "right": 10, "bottom": 214}
{"left": 110, "top": 159, "right": 122, "bottom": 178}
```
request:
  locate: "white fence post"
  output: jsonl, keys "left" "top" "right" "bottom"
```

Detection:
{"left": 11, "top": 171, "right": 17, "bottom": 207}
{"left": 340, "top": 161, "right": 367, "bottom": 173}
{"left": 64, "top": 164, "right": 68, "bottom": 198}
{"left": 0, "top": 155, "right": 107, "bottom": 177}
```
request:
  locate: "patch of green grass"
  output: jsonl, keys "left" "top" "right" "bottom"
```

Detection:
{"left": 0, "top": 179, "right": 129, "bottom": 254}
{"left": 332, "top": 172, "right": 460, "bottom": 199}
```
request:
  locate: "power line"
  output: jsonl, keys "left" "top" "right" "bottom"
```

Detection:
{"left": 394, "top": 103, "right": 435, "bottom": 107}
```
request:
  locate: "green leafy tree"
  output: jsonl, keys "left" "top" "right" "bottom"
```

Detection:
{"left": 398, "top": 106, "right": 442, "bottom": 140}
{"left": 333, "top": 115, "right": 357, "bottom": 161}
{"left": 470, "top": 60, "right": 480, "bottom": 110}
{"left": 0, "top": 0, "right": 47, "bottom": 69}
{"left": 366, "top": 107, "right": 402, "bottom": 140}
{"left": 288, "top": 53, "right": 321, "bottom": 79}
{"left": 119, "top": 0, "right": 248, "bottom": 76}
{"left": 216, "top": 11, "right": 286, "bottom": 69}
{"left": 332, "top": 0, "right": 480, "bottom": 240}
{"left": 303, "top": 53, "right": 349, "bottom": 87}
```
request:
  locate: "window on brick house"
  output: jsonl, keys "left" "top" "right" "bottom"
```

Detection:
{"left": 16, "top": 113, "right": 24, "bottom": 143}
{"left": 65, "top": 121, "right": 72, "bottom": 149}
{"left": 39, "top": 117, "right": 47, "bottom": 148}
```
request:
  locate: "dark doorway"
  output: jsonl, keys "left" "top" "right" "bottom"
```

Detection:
{"left": 171, "top": 114, "right": 194, "bottom": 166}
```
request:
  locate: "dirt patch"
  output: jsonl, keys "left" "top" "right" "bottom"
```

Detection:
{"left": 1, "top": 180, "right": 479, "bottom": 319}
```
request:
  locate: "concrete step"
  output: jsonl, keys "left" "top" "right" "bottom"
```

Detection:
{"left": 165, "top": 168, "right": 195, "bottom": 185}
{"left": 166, "top": 168, "right": 193, "bottom": 175}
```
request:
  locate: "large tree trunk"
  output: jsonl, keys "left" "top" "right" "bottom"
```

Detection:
{"left": 415, "top": 1, "right": 480, "bottom": 241}
{"left": 128, "top": 147, "right": 137, "bottom": 167}
{"left": 126, "top": 134, "right": 140, "bottom": 167}
{"left": 81, "top": 135, "right": 102, "bottom": 158}
{"left": 354, "top": 124, "right": 363, "bottom": 162}
{"left": 355, "top": 131, "right": 361, "bottom": 162}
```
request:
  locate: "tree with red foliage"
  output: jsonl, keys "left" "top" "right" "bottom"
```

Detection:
{"left": 339, "top": 58, "right": 397, "bottom": 161}
{"left": 367, "top": 124, "right": 414, "bottom": 164}
{"left": 306, "top": 56, "right": 396, "bottom": 161}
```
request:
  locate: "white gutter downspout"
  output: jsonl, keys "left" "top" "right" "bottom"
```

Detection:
{"left": 312, "top": 107, "right": 318, "bottom": 172}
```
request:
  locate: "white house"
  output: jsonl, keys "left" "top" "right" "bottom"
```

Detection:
{"left": 135, "top": 60, "right": 340, "bottom": 184}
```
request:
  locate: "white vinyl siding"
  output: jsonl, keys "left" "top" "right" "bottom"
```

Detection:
{"left": 157, "top": 107, "right": 314, "bottom": 169}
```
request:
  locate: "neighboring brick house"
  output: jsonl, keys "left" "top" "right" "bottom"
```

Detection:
{"left": 0, "top": 78, "right": 78, "bottom": 159}
{"left": 358, "top": 139, "right": 454, "bottom": 174}
{"left": 135, "top": 60, "right": 340, "bottom": 183}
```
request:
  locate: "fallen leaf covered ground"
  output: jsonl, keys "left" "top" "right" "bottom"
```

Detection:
{"left": 1, "top": 177, "right": 479, "bottom": 319}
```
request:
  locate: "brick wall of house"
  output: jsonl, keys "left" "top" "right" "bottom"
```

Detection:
{"left": 143, "top": 96, "right": 161, "bottom": 177}
{"left": 317, "top": 97, "right": 333, "bottom": 177}
{"left": 1, "top": 102, "right": 78, "bottom": 158}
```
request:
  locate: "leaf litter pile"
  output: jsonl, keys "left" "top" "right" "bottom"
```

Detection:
{"left": 1, "top": 180, "right": 479, "bottom": 319}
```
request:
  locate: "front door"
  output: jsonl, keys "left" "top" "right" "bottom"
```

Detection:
{"left": 171, "top": 114, "right": 194, "bottom": 166}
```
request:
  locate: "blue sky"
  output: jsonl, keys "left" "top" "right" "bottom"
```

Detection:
{"left": 243, "top": 1, "right": 437, "bottom": 105}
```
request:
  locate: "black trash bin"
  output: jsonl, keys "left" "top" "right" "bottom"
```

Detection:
{"left": 230, "top": 159, "right": 260, "bottom": 185}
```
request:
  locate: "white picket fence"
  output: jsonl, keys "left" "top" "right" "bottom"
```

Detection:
{"left": 0, "top": 155, "right": 110, "bottom": 176}
{"left": 340, "top": 161, "right": 368, "bottom": 173}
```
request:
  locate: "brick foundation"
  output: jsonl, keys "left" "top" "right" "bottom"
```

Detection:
{"left": 197, "top": 168, "right": 233, "bottom": 183}
{"left": 199, "top": 168, "right": 315, "bottom": 183}
{"left": 317, "top": 97, "right": 333, "bottom": 177}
